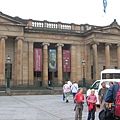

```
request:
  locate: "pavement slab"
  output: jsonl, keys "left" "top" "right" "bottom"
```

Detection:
{"left": 0, "top": 95, "right": 100, "bottom": 120}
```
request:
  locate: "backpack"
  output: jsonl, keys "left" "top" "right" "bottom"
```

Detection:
{"left": 104, "top": 82, "right": 119, "bottom": 102}
{"left": 114, "top": 82, "right": 120, "bottom": 118}
{"left": 99, "top": 108, "right": 114, "bottom": 120}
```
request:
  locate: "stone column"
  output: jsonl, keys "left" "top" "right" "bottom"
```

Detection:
{"left": 76, "top": 45, "right": 82, "bottom": 83}
{"left": 28, "top": 42, "right": 34, "bottom": 85}
{"left": 117, "top": 43, "right": 120, "bottom": 68}
{"left": 42, "top": 43, "right": 50, "bottom": 87}
{"left": 92, "top": 42, "right": 99, "bottom": 80}
{"left": 0, "top": 36, "right": 7, "bottom": 85}
{"left": 16, "top": 37, "right": 24, "bottom": 85}
{"left": 85, "top": 44, "right": 91, "bottom": 81}
{"left": 57, "top": 43, "right": 64, "bottom": 86}
{"left": 105, "top": 43, "right": 111, "bottom": 69}
{"left": 70, "top": 44, "right": 77, "bottom": 82}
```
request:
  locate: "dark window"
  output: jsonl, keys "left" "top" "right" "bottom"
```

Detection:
{"left": 114, "top": 66, "right": 117, "bottom": 69}
{"left": 54, "top": 71, "right": 58, "bottom": 77}
{"left": 34, "top": 72, "right": 41, "bottom": 77}
{"left": 103, "top": 66, "right": 106, "bottom": 70}
{"left": 91, "top": 66, "right": 93, "bottom": 79}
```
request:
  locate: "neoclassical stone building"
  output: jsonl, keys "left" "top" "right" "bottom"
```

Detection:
{"left": 0, "top": 12, "right": 120, "bottom": 87}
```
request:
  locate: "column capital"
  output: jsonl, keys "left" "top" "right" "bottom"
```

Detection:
{"left": 90, "top": 41, "right": 99, "bottom": 45}
{"left": 42, "top": 42, "right": 50, "bottom": 46}
{"left": 105, "top": 42, "right": 111, "bottom": 46}
{"left": 0, "top": 36, "right": 8, "bottom": 40}
{"left": 56, "top": 43, "right": 64, "bottom": 47}
{"left": 16, "top": 36, "right": 24, "bottom": 41}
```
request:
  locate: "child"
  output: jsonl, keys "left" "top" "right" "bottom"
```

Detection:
{"left": 74, "top": 87, "right": 84, "bottom": 120}
{"left": 87, "top": 89, "right": 97, "bottom": 120}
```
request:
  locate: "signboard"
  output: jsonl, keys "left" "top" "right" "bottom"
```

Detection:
{"left": 63, "top": 50, "right": 71, "bottom": 72}
{"left": 49, "top": 49, "right": 56, "bottom": 72}
{"left": 34, "top": 48, "right": 42, "bottom": 71}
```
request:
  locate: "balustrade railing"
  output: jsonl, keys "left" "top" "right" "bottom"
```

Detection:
{"left": 27, "top": 20, "right": 96, "bottom": 33}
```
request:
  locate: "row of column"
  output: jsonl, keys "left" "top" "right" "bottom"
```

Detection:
{"left": 42, "top": 43, "right": 64, "bottom": 86}
{"left": 0, "top": 37, "right": 77, "bottom": 86}
{"left": 15, "top": 37, "right": 34, "bottom": 85}
{"left": 91, "top": 42, "right": 120, "bottom": 80}
{"left": 42, "top": 43, "right": 77, "bottom": 86}
{"left": 0, "top": 36, "right": 34, "bottom": 86}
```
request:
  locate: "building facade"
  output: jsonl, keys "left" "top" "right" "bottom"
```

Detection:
{"left": 0, "top": 12, "right": 120, "bottom": 87}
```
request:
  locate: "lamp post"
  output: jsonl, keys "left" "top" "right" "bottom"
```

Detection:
{"left": 65, "top": 58, "right": 68, "bottom": 81}
{"left": 6, "top": 55, "right": 11, "bottom": 89}
{"left": 82, "top": 59, "right": 86, "bottom": 88}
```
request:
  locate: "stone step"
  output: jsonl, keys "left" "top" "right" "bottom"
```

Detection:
{"left": 0, "top": 89, "right": 63, "bottom": 96}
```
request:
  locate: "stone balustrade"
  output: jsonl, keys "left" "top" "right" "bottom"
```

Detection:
{"left": 27, "top": 19, "right": 99, "bottom": 33}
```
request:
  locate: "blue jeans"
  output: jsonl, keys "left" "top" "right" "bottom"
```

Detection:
{"left": 87, "top": 107, "right": 95, "bottom": 120}
{"left": 72, "top": 93, "right": 77, "bottom": 99}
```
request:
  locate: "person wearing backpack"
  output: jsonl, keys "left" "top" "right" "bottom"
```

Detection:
{"left": 104, "top": 82, "right": 120, "bottom": 119}
{"left": 98, "top": 82, "right": 108, "bottom": 109}
{"left": 71, "top": 81, "right": 78, "bottom": 103}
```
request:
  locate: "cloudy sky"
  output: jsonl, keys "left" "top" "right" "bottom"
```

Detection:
{"left": 0, "top": 0, "right": 120, "bottom": 26}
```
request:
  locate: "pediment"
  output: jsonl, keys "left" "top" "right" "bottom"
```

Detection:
{"left": 92, "top": 19, "right": 120, "bottom": 35}
{"left": 0, "top": 12, "right": 24, "bottom": 26}
{"left": 102, "top": 27, "right": 120, "bottom": 35}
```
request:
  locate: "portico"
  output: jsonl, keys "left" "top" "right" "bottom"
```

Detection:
{"left": 0, "top": 12, "right": 120, "bottom": 87}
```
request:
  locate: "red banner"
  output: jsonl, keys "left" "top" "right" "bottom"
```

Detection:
{"left": 63, "top": 50, "right": 71, "bottom": 72}
{"left": 34, "top": 48, "right": 42, "bottom": 71}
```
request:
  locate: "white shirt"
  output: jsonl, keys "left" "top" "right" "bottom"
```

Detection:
{"left": 63, "top": 83, "right": 71, "bottom": 93}
{"left": 71, "top": 83, "right": 78, "bottom": 93}
{"left": 67, "top": 81, "right": 72, "bottom": 87}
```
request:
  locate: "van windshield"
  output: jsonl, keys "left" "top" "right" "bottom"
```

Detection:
{"left": 91, "top": 81, "right": 100, "bottom": 90}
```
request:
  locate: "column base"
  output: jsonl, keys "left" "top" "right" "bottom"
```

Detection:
{"left": 42, "top": 80, "right": 48, "bottom": 87}
{"left": 57, "top": 80, "right": 63, "bottom": 86}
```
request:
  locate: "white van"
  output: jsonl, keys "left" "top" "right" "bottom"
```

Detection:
{"left": 86, "top": 79, "right": 120, "bottom": 105}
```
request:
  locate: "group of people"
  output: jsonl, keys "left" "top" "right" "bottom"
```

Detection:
{"left": 63, "top": 80, "right": 78, "bottom": 103}
{"left": 63, "top": 80, "right": 117, "bottom": 120}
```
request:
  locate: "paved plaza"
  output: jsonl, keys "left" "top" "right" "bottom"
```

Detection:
{"left": 0, "top": 95, "right": 100, "bottom": 120}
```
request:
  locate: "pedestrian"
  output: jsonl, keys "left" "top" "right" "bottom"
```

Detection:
{"left": 67, "top": 80, "right": 72, "bottom": 87}
{"left": 71, "top": 81, "right": 78, "bottom": 103}
{"left": 74, "top": 87, "right": 84, "bottom": 120}
{"left": 109, "top": 81, "right": 113, "bottom": 87}
{"left": 63, "top": 81, "right": 71, "bottom": 103}
{"left": 98, "top": 82, "right": 108, "bottom": 109}
{"left": 87, "top": 89, "right": 97, "bottom": 120}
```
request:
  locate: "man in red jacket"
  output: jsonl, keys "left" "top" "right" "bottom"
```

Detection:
{"left": 74, "top": 87, "right": 84, "bottom": 120}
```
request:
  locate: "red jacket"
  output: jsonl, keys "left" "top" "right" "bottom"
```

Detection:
{"left": 74, "top": 93, "right": 84, "bottom": 103}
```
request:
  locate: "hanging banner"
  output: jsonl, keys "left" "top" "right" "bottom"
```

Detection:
{"left": 63, "top": 50, "right": 71, "bottom": 72}
{"left": 34, "top": 48, "right": 42, "bottom": 71}
{"left": 49, "top": 49, "right": 56, "bottom": 72}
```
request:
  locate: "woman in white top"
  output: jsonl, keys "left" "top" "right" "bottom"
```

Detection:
{"left": 63, "top": 81, "right": 71, "bottom": 103}
{"left": 71, "top": 81, "right": 78, "bottom": 103}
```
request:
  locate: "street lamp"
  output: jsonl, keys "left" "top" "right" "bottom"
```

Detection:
{"left": 6, "top": 55, "right": 11, "bottom": 89}
{"left": 82, "top": 59, "right": 86, "bottom": 88}
{"left": 65, "top": 58, "right": 68, "bottom": 81}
